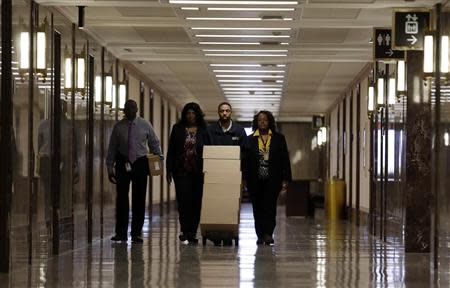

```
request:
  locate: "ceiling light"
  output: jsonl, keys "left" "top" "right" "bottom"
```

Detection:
{"left": 188, "top": 17, "right": 262, "bottom": 20}
{"left": 205, "top": 53, "right": 287, "bottom": 57}
{"left": 218, "top": 79, "right": 263, "bottom": 83}
{"left": 181, "top": 7, "right": 199, "bottom": 10}
{"left": 192, "top": 27, "right": 291, "bottom": 31}
{"left": 211, "top": 64, "right": 262, "bottom": 67}
{"left": 216, "top": 74, "right": 284, "bottom": 78}
{"left": 222, "top": 87, "right": 283, "bottom": 91}
{"left": 208, "top": 8, "right": 295, "bottom": 11}
{"left": 220, "top": 84, "right": 282, "bottom": 87}
{"left": 169, "top": 1, "right": 298, "bottom": 4}
{"left": 199, "top": 42, "right": 260, "bottom": 45}
{"left": 277, "top": 64, "right": 286, "bottom": 67}
{"left": 196, "top": 34, "right": 290, "bottom": 38}
{"left": 276, "top": 80, "right": 284, "bottom": 83}
{"left": 213, "top": 70, "right": 285, "bottom": 73}
{"left": 205, "top": 49, "right": 288, "bottom": 52}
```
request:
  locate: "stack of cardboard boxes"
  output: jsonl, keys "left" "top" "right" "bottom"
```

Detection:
{"left": 200, "top": 146, "right": 241, "bottom": 245}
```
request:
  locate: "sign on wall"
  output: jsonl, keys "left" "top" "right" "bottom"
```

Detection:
{"left": 373, "top": 28, "right": 405, "bottom": 61}
{"left": 393, "top": 10, "right": 431, "bottom": 50}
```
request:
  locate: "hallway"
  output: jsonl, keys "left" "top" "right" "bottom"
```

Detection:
{"left": 1, "top": 203, "right": 448, "bottom": 287}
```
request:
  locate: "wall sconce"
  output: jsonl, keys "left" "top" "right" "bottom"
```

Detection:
{"left": 376, "top": 76, "right": 385, "bottom": 107}
{"left": 64, "top": 45, "right": 86, "bottom": 96}
{"left": 388, "top": 77, "right": 396, "bottom": 105}
{"left": 396, "top": 60, "right": 406, "bottom": 96}
{"left": 18, "top": 17, "right": 48, "bottom": 80}
{"left": 317, "top": 126, "right": 327, "bottom": 147}
{"left": 95, "top": 75, "right": 101, "bottom": 103}
{"left": 112, "top": 84, "right": 117, "bottom": 109}
{"left": 423, "top": 33, "right": 434, "bottom": 76}
{"left": 119, "top": 82, "right": 127, "bottom": 109}
{"left": 367, "top": 84, "right": 375, "bottom": 117}
{"left": 105, "top": 73, "right": 113, "bottom": 104}
{"left": 441, "top": 35, "right": 449, "bottom": 76}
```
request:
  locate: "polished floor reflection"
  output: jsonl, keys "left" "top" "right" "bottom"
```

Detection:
{"left": 1, "top": 203, "right": 449, "bottom": 287}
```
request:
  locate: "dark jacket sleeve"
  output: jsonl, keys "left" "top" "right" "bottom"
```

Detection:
{"left": 166, "top": 124, "right": 177, "bottom": 175}
{"left": 280, "top": 134, "right": 292, "bottom": 183}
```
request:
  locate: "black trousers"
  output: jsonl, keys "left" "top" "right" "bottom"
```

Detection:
{"left": 173, "top": 173, "right": 203, "bottom": 238}
{"left": 115, "top": 155, "right": 148, "bottom": 237}
{"left": 251, "top": 179, "right": 280, "bottom": 239}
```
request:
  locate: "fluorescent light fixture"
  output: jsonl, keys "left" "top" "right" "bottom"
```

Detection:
{"left": 169, "top": 1, "right": 298, "bottom": 4}
{"left": 216, "top": 74, "right": 284, "bottom": 78}
{"left": 205, "top": 49, "right": 288, "bottom": 52}
{"left": 423, "top": 35, "right": 434, "bottom": 73}
{"left": 208, "top": 7, "right": 295, "bottom": 11}
{"left": 213, "top": 69, "right": 285, "bottom": 73}
{"left": 181, "top": 7, "right": 199, "bottom": 10}
{"left": 220, "top": 84, "right": 282, "bottom": 87}
{"left": 224, "top": 91, "right": 281, "bottom": 94}
{"left": 388, "top": 78, "right": 396, "bottom": 105}
{"left": 199, "top": 42, "right": 260, "bottom": 45}
{"left": 65, "top": 58, "right": 72, "bottom": 89}
{"left": 192, "top": 27, "right": 291, "bottom": 30}
{"left": 444, "top": 132, "right": 449, "bottom": 147}
{"left": 368, "top": 85, "right": 375, "bottom": 112}
{"left": 196, "top": 34, "right": 290, "bottom": 38}
{"left": 277, "top": 64, "right": 286, "bottom": 67}
{"left": 20, "top": 32, "right": 30, "bottom": 69}
{"left": 397, "top": 60, "right": 406, "bottom": 92}
{"left": 95, "top": 76, "right": 101, "bottom": 102}
{"left": 188, "top": 17, "right": 262, "bottom": 20}
{"left": 211, "top": 64, "right": 261, "bottom": 67}
{"left": 119, "top": 83, "right": 127, "bottom": 109}
{"left": 105, "top": 75, "right": 113, "bottom": 103}
{"left": 227, "top": 97, "right": 282, "bottom": 100}
{"left": 36, "top": 31, "right": 46, "bottom": 70}
{"left": 441, "top": 35, "right": 449, "bottom": 73}
{"left": 205, "top": 53, "right": 287, "bottom": 57}
{"left": 281, "top": 42, "right": 289, "bottom": 45}
{"left": 276, "top": 80, "right": 284, "bottom": 83}
{"left": 218, "top": 79, "right": 263, "bottom": 83}
{"left": 77, "top": 57, "right": 85, "bottom": 89}
{"left": 222, "top": 87, "right": 282, "bottom": 91}
{"left": 377, "top": 77, "right": 384, "bottom": 105}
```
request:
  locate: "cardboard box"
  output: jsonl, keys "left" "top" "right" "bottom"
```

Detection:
{"left": 203, "top": 183, "right": 241, "bottom": 199}
{"left": 200, "top": 197, "right": 239, "bottom": 226}
{"left": 203, "top": 159, "right": 241, "bottom": 172}
{"left": 147, "top": 154, "right": 163, "bottom": 176}
{"left": 203, "top": 145, "right": 240, "bottom": 160}
{"left": 204, "top": 171, "right": 241, "bottom": 184}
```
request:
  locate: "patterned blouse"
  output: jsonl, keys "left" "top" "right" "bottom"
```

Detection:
{"left": 183, "top": 129, "right": 197, "bottom": 172}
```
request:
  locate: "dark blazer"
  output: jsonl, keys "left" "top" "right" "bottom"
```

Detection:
{"left": 243, "top": 131, "right": 292, "bottom": 195}
{"left": 166, "top": 122, "right": 209, "bottom": 176}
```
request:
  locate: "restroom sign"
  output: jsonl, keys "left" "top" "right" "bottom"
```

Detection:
{"left": 393, "top": 10, "right": 431, "bottom": 50}
{"left": 373, "top": 28, "right": 405, "bottom": 61}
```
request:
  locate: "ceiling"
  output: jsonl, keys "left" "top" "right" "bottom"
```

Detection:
{"left": 36, "top": 0, "right": 441, "bottom": 121}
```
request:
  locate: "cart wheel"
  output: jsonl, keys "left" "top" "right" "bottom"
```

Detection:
{"left": 202, "top": 237, "right": 207, "bottom": 246}
{"left": 234, "top": 237, "right": 239, "bottom": 246}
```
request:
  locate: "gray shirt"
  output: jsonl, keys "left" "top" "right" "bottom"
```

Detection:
{"left": 106, "top": 117, "right": 163, "bottom": 175}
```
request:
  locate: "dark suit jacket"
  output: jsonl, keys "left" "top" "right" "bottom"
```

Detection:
{"left": 243, "top": 131, "right": 292, "bottom": 195}
{"left": 166, "top": 122, "right": 209, "bottom": 176}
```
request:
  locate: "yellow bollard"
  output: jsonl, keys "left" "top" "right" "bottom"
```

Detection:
{"left": 326, "top": 178, "right": 346, "bottom": 221}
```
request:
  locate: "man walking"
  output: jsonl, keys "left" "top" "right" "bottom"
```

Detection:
{"left": 107, "top": 99, "right": 163, "bottom": 243}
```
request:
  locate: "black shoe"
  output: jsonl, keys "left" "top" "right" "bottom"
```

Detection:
{"left": 256, "top": 238, "right": 264, "bottom": 245}
{"left": 188, "top": 238, "right": 198, "bottom": 245}
{"left": 223, "top": 239, "right": 233, "bottom": 246}
{"left": 179, "top": 234, "right": 187, "bottom": 241}
{"left": 263, "top": 235, "right": 274, "bottom": 246}
{"left": 111, "top": 235, "right": 127, "bottom": 242}
{"left": 131, "top": 236, "right": 143, "bottom": 243}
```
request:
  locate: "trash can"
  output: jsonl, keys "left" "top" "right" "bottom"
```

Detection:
{"left": 326, "top": 178, "right": 346, "bottom": 221}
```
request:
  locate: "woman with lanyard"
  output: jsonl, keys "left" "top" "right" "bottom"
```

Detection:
{"left": 243, "top": 110, "right": 292, "bottom": 246}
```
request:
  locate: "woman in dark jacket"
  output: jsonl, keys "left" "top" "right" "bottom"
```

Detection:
{"left": 166, "top": 102, "right": 209, "bottom": 244}
{"left": 243, "top": 110, "right": 292, "bottom": 246}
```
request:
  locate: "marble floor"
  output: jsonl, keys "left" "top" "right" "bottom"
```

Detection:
{"left": 1, "top": 203, "right": 449, "bottom": 287}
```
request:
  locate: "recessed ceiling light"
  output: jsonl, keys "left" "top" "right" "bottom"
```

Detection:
{"left": 169, "top": 1, "right": 298, "bottom": 5}
{"left": 199, "top": 42, "right": 260, "bottom": 45}
{"left": 187, "top": 17, "right": 262, "bottom": 20}
{"left": 181, "top": 7, "right": 199, "bottom": 10}
{"left": 205, "top": 53, "right": 287, "bottom": 57}
{"left": 204, "top": 49, "right": 288, "bottom": 52}
{"left": 211, "top": 64, "right": 262, "bottom": 67}
{"left": 224, "top": 91, "right": 281, "bottom": 95}
{"left": 218, "top": 79, "right": 263, "bottom": 82}
{"left": 222, "top": 87, "right": 283, "bottom": 91}
{"left": 217, "top": 74, "right": 284, "bottom": 78}
{"left": 196, "top": 34, "right": 290, "bottom": 38}
{"left": 208, "top": 7, "right": 295, "bottom": 11}
{"left": 192, "top": 27, "right": 291, "bottom": 31}
{"left": 220, "top": 84, "right": 283, "bottom": 87}
{"left": 213, "top": 69, "right": 285, "bottom": 73}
